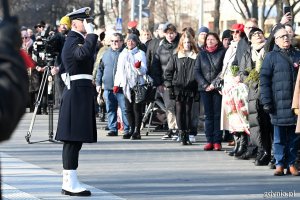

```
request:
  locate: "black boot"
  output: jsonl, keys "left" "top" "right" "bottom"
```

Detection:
{"left": 100, "top": 111, "right": 105, "bottom": 122}
{"left": 123, "top": 125, "right": 134, "bottom": 139}
{"left": 131, "top": 127, "right": 141, "bottom": 140}
{"left": 255, "top": 150, "right": 271, "bottom": 166}
{"left": 234, "top": 132, "right": 248, "bottom": 157}
{"left": 181, "top": 130, "right": 192, "bottom": 145}
{"left": 237, "top": 145, "right": 257, "bottom": 160}
{"left": 227, "top": 134, "right": 240, "bottom": 156}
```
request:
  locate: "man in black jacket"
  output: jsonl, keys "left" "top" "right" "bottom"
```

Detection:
{"left": 260, "top": 28, "right": 300, "bottom": 176}
{"left": 151, "top": 23, "right": 180, "bottom": 139}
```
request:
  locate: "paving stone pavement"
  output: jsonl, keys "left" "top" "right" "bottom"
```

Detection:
{"left": 0, "top": 111, "right": 299, "bottom": 200}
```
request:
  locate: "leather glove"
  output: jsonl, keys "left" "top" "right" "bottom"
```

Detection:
{"left": 83, "top": 19, "right": 94, "bottom": 34}
{"left": 113, "top": 86, "right": 119, "bottom": 94}
{"left": 263, "top": 104, "right": 274, "bottom": 114}
{"left": 134, "top": 60, "right": 141, "bottom": 69}
{"left": 0, "top": 16, "right": 21, "bottom": 51}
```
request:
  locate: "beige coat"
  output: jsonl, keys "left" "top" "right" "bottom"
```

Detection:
{"left": 292, "top": 70, "right": 300, "bottom": 134}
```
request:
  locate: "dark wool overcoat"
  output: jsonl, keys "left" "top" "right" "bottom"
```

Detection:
{"left": 55, "top": 31, "right": 98, "bottom": 142}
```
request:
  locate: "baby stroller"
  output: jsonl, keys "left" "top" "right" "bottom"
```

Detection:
{"left": 141, "top": 89, "right": 167, "bottom": 135}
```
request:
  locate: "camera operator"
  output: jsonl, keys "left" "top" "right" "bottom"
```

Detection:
{"left": 32, "top": 21, "right": 65, "bottom": 114}
{"left": 34, "top": 20, "right": 46, "bottom": 37}
{"left": 50, "top": 16, "right": 71, "bottom": 108}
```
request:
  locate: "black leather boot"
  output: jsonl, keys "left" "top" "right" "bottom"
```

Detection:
{"left": 181, "top": 130, "right": 192, "bottom": 145}
{"left": 227, "top": 134, "right": 240, "bottom": 156}
{"left": 255, "top": 150, "right": 271, "bottom": 166}
{"left": 131, "top": 127, "right": 141, "bottom": 140}
{"left": 234, "top": 132, "right": 248, "bottom": 157}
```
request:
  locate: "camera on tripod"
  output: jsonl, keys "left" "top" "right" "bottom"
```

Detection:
{"left": 32, "top": 26, "right": 60, "bottom": 67}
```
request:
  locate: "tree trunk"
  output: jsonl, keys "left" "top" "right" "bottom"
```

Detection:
{"left": 276, "top": 1, "right": 283, "bottom": 23}
{"left": 161, "top": 0, "right": 168, "bottom": 22}
{"left": 94, "top": 0, "right": 105, "bottom": 28}
{"left": 213, "top": 0, "right": 220, "bottom": 34}
{"left": 123, "top": 0, "right": 130, "bottom": 33}
{"left": 252, "top": 0, "right": 258, "bottom": 20}
{"left": 148, "top": 0, "right": 156, "bottom": 32}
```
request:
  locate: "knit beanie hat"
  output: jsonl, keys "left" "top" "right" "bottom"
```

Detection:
{"left": 198, "top": 26, "right": 209, "bottom": 34}
{"left": 222, "top": 29, "right": 232, "bottom": 40}
{"left": 127, "top": 34, "right": 139, "bottom": 43}
{"left": 60, "top": 16, "right": 71, "bottom": 29}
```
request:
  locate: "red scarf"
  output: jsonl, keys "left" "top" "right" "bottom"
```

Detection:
{"left": 19, "top": 49, "right": 36, "bottom": 69}
{"left": 205, "top": 45, "right": 218, "bottom": 53}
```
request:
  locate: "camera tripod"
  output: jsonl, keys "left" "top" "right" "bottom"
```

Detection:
{"left": 25, "top": 65, "right": 60, "bottom": 144}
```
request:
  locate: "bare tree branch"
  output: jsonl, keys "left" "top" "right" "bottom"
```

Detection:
{"left": 228, "top": 0, "right": 245, "bottom": 18}
{"left": 241, "top": 0, "right": 251, "bottom": 18}
{"left": 264, "top": 0, "right": 278, "bottom": 19}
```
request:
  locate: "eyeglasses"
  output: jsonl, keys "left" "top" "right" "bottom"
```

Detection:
{"left": 22, "top": 37, "right": 28, "bottom": 39}
{"left": 252, "top": 32, "right": 263, "bottom": 37}
{"left": 275, "top": 34, "right": 289, "bottom": 39}
{"left": 231, "top": 30, "right": 241, "bottom": 34}
{"left": 111, "top": 40, "right": 120, "bottom": 43}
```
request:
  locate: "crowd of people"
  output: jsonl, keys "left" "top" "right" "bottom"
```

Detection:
{"left": 18, "top": 6, "right": 300, "bottom": 196}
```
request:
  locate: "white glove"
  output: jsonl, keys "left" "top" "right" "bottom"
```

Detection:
{"left": 83, "top": 19, "right": 94, "bottom": 34}
{"left": 96, "top": 86, "right": 101, "bottom": 93}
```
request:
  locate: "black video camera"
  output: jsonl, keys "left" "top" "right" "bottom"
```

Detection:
{"left": 32, "top": 26, "right": 60, "bottom": 67}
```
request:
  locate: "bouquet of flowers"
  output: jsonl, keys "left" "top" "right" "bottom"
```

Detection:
{"left": 230, "top": 65, "right": 239, "bottom": 77}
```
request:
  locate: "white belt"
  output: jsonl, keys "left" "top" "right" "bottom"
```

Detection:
{"left": 61, "top": 73, "right": 93, "bottom": 90}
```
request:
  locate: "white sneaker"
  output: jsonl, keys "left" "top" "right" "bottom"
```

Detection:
{"left": 172, "top": 135, "right": 178, "bottom": 141}
{"left": 189, "top": 135, "right": 196, "bottom": 143}
{"left": 161, "top": 134, "right": 172, "bottom": 140}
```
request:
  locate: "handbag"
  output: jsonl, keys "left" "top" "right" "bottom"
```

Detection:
{"left": 133, "top": 84, "right": 147, "bottom": 103}
{"left": 214, "top": 77, "right": 224, "bottom": 91}
{"left": 133, "top": 75, "right": 153, "bottom": 103}
{"left": 206, "top": 52, "right": 224, "bottom": 91}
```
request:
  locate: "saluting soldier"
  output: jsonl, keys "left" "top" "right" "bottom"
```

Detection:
{"left": 55, "top": 7, "right": 98, "bottom": 196}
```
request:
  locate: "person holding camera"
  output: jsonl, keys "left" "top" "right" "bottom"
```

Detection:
{"left": 54, "top": 7, "right": 98, "bottom": 196}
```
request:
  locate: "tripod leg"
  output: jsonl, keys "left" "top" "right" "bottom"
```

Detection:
{"left": 25, "top": 67, "right": 49, "bottom": 143}
{"left": 47, "top": 74, "right": 54, "bottom": 141}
